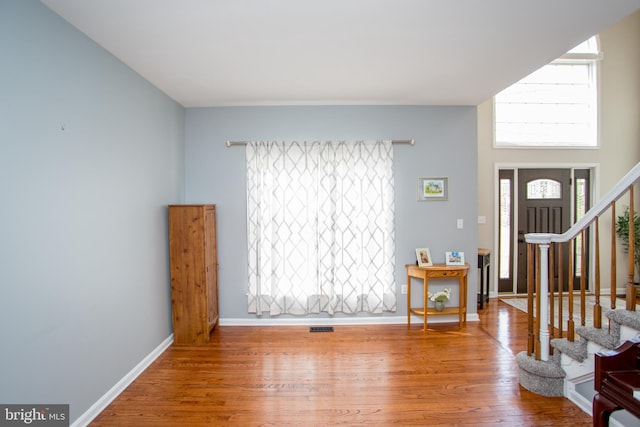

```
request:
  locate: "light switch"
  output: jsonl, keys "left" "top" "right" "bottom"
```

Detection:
{"left": 457, "top": 219, "right": 463, "bottom": 229}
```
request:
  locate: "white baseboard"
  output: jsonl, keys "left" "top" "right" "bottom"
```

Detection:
{"left": 221, "top": 313, "right": 480, "bottom": 326}
{"left": 71, "top": 334, "right": 174, "bottom": 427}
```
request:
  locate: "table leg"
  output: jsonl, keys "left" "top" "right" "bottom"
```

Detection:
{"left": 485, "top": 265, "right": 490, "bottom": 306}
{"left": 464, "top": 274, "right": 468, "bottom": 323}
{"left": 423, "top": 277, "right": 428, "bottom": 331}
{"left": 407, "top": 274, "right": 411, "bottom": 329}
{"left": 459, "top": 276, "right": 463, "bottom": 327}
{"left": 479, "top": 264, "right": 485, "bottom": 309}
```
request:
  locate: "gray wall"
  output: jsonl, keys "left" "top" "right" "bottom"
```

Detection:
{"left": 185, "top": 106, "right": 478, "bottom": 320}
{"left": 0, "top": 1, "right": 185, "bottom": 422}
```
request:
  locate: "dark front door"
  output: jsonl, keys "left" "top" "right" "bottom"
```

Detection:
{"left": 516, "top": 169, "right": 571, "bottom": 293}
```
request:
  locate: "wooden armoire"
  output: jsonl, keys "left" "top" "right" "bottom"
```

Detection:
{"left": 168, "top": 204, "right": 219, "bottom": 344}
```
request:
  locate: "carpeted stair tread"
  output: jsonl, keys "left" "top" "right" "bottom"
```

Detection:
{"left": 515, "top": 352, "right": 565, "bottom": 378}
{"left": 575, "top": 325, "right": 618, "bottom": 349}
{"left": 550, "top": 337, "right": 587, "bottom": 362}
{"left": 606, "top": 308, "right": 640, "bottom": 330}
{"left": 515, "top": 351, "right": 565, "bottom": 396}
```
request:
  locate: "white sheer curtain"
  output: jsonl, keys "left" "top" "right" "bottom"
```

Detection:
{"left": 246, "top": 140, "right": 396, "bottom": 316}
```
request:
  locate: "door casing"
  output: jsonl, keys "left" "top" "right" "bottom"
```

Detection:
{"left": 493, "top": 164, "right": 597, "bottom": 295}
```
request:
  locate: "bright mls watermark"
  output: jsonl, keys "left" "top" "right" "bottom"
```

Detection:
{"left": 0, "top": 405, "right": 68, "bottom": 426}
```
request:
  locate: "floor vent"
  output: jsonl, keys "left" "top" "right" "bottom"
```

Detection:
{"left": 309, "top": 326, "right": 334, "bottom": 332}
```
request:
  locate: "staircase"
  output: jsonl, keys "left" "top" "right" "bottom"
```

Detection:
{"left": 517, "top": 162, "right": 640, "bottom": 426}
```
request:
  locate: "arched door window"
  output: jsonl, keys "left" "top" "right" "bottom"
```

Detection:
{"left": 526, "top": 179, "right": 562, "bottom": 199}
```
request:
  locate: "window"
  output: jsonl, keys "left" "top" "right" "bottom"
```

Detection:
{"left": 573, "top": 170, "right": 590, "bottom": 278}
{"left": 245, "top": 140, "right": 396, "bottom": 316}
{"left": 499, "top": 173, "right": 513, "bottom": 281}
{"left": 495, "top": 37, "right": 600, "bottom": 148}
{"left": 526, "top": 179, "right": 562, "bottom": 199}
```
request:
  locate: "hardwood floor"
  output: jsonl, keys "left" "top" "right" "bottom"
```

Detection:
{"left": 91, "top": 300, "right": 592, "bottom": 426}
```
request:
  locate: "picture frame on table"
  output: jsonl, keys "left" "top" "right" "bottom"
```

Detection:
{"left": 417, "top": 177, "right": 448, "bottom": 201}
{"left": 415, "top": 248, "right": 433, "bottom": 267}
{"left": 445, "top": 251, "right": 465, "bottom": 266}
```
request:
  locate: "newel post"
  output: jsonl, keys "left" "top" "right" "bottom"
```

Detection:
{"left": 538, "top": 243, "right": 551, "bottom": 361}
{"left": 525, "top": 233, "right": 553, "bottom": 361}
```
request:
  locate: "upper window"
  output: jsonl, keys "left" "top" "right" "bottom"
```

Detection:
{"left": 494, "top": 37, "right": 601, "bottom": 148}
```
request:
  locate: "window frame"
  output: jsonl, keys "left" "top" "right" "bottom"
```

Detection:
{"left": 493, "top": 37, "right": 601, "bottom": 150}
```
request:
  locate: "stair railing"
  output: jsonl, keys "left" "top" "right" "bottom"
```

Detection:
{"left": 524, "top": 162, "right": 640, "bottom": 361}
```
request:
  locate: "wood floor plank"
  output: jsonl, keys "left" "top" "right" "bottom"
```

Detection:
{"left": 90, "top": 300, "right": 592, "bottom": 426}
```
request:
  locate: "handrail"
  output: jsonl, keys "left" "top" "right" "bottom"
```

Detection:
{"left": 526, "top": 162, "right": 640, "bottom": 245}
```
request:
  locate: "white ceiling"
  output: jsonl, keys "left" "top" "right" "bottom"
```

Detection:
{"left": 41, "top": 0, "right": 640, "bottom": 107}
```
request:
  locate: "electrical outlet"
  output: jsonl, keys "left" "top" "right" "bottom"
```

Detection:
{"left": 401, "top": 284, "right": 408, "bottom": 294}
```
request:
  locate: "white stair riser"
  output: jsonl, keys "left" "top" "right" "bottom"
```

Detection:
{"left": 620, "top": 325, "right": 640, "bottom": 343}
{"left": 559, "top": 340, "right": 607, "bottom": 381}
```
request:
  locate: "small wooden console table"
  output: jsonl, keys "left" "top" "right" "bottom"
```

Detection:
{"left": 406, "top": 263, "right": 469, "bottom": 330}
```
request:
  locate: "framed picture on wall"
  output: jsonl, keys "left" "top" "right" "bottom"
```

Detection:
{"left": 445, "top": 251, "right": 465, "bottom": 266}
{"left": 415, "top": 248, "right": 433, "bottom": 267}
{"left": 417, "top": 177, "right": 448, "bottom": 201}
